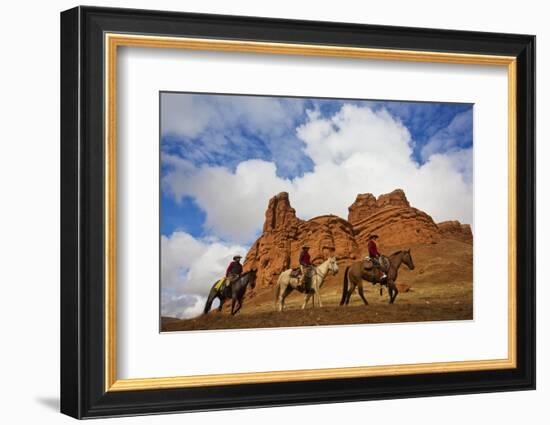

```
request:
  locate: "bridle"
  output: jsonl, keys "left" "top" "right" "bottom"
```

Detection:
{"left": 312, "top": 258, "right": 338, "bottom": 279}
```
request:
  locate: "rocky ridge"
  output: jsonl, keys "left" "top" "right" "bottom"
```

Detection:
{"left": 244, "top": 189, "right": 472, "bottom": 288}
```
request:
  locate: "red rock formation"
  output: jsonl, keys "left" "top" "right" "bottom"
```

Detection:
{"left": 302, "top": 215, "right": 360, "bottom": 262}
{"left": 347, "top": 193, "right": 378, "bottom": 224}
{"left": 244, "top": 189, "right": 472, "bottom": 289}
{"left": 349, "top": 189, "right": 441, "bottom": 249}
{"left": 262, "top": 192, "right": 300, "bottom": 232}
{"left": 437, "top": 220, "right": 473, "bottom": 244}
{"left": 243, "top": 193, "right": 359, "bottom": 288}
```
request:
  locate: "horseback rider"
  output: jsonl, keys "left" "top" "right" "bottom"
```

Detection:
{"left": 367, "top": 234, "right": 387, "bottom": 281}
{"left": 224, "top": 255, "right": 243, "bottom": 290}
{"left": 298, "top": 245, "right": 313, "bottom": 291}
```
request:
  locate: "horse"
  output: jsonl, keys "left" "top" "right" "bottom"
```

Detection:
{"left": 274, "top": 257, "right": 339, "bottom": 312}
{"left": 340, "top": 249, "right": 414, "bottom": 305}
{"left": 203, "top": 270, "right": 257, "bottom": 315}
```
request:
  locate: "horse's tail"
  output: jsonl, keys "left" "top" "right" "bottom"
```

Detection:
{"left": 203, "top": 285, "right": 217, "bottom": 315}
{"left": 339, "top": 266, "right": 350, "bottom": 306}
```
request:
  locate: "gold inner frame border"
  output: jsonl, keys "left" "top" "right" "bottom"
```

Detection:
{"left": 104, "top": 33, "right": 517, "bottom": 392}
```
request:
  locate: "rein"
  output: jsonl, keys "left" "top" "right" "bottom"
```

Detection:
{"left": 236, "top": 271, "right": 255, "bottom": 286}
{"left": 312, "top": 259, "right": 337, "bottom": 279}
{"left": 388, "top": 250, "right": 413, "bottom": 270}
{"left": 389, "top": 250, "right": 406, "bottom": 266}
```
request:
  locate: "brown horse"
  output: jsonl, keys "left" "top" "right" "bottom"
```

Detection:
{"left": 339, "top": 249, "right": 415, "bottom": 305}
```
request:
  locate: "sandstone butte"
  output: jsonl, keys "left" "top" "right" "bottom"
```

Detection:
{"left": 243, "top": 189, "right": 472, "bottom": 289}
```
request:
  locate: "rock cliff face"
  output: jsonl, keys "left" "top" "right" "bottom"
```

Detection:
{"left": 244, "top": 189, "right": 470, "bottom": 289}
{"left": 437, "top": 220, "right": 473, "bottom": 244}
{"left": 243, "top": 192, "right": 359, "bottom": 288}
{"left": 348, "top": 189, "right": 441, "bottom": 247}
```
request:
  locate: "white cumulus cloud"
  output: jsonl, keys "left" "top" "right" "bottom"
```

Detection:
{"left": 162, "top": 156, "right": 291, "bottom": 243}
{"left": 161, "top": 231, "right": 247, "bottom": 319}
{"left": 162, "top": 103, "right": 473, "bottom": 245}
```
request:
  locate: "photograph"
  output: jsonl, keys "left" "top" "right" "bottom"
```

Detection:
{"left": 159, "top": 92, "right": 474, "bottom": 332}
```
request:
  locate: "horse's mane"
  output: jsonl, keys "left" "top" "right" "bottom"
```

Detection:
{"left": 390, "top": 250, "right": 403, "bottom": 257}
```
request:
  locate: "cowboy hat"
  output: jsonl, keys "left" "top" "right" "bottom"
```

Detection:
{"left": 233, "top": 255, "right": 242, "bottom": 260}
{"left": 367, "top": 234, "right": 379, "bottom": 240}
{"left": 302, "top": 245, "right": 310, "bottom": 249}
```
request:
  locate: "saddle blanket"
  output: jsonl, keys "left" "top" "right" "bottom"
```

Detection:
{"left": 214, "top": 277, "right": 226, "bottom": 291}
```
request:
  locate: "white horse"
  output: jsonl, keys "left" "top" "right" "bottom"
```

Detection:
{"left": 274, "top": 257, "right": 339, "bottom": 312}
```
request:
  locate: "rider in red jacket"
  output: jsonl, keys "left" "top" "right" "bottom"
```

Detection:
{"left": 367, "top": 237, "right": 381, "bottom": 258}
{"left": 367, "top": 234, "right": 387, "bottom": 281}
{"left": 299, "top": 246, "right": 313, "bottom": 291}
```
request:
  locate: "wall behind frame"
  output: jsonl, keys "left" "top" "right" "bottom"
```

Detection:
{"left": 0, "top": 1, "right": 543, "bottom": 424}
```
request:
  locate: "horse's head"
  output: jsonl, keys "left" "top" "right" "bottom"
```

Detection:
{"left": 328, "top": 256, "right": 339, "bottom": 275}
{"left": 403, "top": 249, "right": 415, "bottom": 270}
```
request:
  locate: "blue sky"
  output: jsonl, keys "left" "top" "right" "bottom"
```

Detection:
{"left": 160, "top": 92, "right": 473, "bottom": 239}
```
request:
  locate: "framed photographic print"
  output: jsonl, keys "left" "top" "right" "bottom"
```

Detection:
{"left": 60, "top": 6, "right": 535, "bottom": 419}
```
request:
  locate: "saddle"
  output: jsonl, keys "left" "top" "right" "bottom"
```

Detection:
{"left": 362, "top": 256, "right": 389, "bottom": 272}
{"left": 290, "top": 268, "right": 301, "bottom": 278}
{"left": 362, "top": 258, "right": 374, "bottom": 270}
{"left": 290, "top": 266, "right": 313, "bottom": 289}
{"left": 214, "top": 277, "right": 226, "bottom": 291}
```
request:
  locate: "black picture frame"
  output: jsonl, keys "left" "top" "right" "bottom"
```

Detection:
{"left": 60, "top": 5, "right": 535, "bottom": 419}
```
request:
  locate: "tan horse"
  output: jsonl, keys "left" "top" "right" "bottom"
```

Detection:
{"left": 340, "top": 249, "right": 414, "bottom": 305}
{"left": 274, "top": 257, "right": 339, "bottom": 312}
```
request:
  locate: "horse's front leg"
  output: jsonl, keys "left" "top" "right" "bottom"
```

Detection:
{"left": 217, "top": 296, "right": 225, "bottom": 312}
{"left": 301, "top": 292, "right": 312, "bottom": 309}
{"left": 388, "top": 281, "right": 398, "bottom": 304}
{"left": 392, "top": 285, "right": 399, "bottom": 303}
{"left": 314, "top": 284, "right": 323, "bottom": 308}
{"left": 232, "top": 300, "right": 243, "bottom": 315}
{"left": 275, "top": 284, "right": 282, "bottom": 312}
{"left": 277, "top": 283, "right": 288, "bottom": 312}
{"left": 234, "top": 291, "right": 244, "bottom": 315}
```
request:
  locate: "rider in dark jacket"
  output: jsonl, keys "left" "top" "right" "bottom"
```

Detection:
{"left": 224, "top": 255, "right": 243, "bottom": 290}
